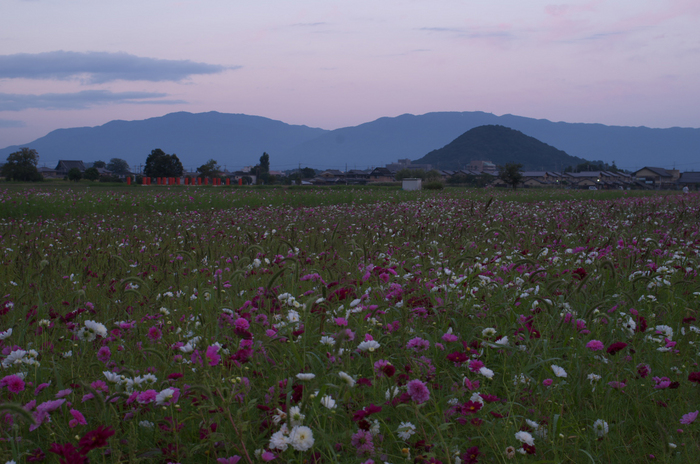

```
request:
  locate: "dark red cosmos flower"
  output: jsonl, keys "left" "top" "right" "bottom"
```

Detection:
{"left": 49, "top": 443, "right": 87, "bottom": 464}
{"left": 167, "top": 372, "right": 184, "bottom": 381}
{"left": 688, "top": 372, "right": 700, "bottom": 383}
{"left": 78, "top": 425, "right": 115, "bottom": 454}
{"left": 606, "top": 342, "right": 627, "bottom": 355}
{"left": 461, "top": 446, "right": 482, "bottom": 463}
{"left": 572, "top": 268, "right": 587, "bottom": 280}
{"left": 460, "top": 401, "right": 483, "bottom": 415}
{"left": 523, "top": 443, "right": 536, "bottom": 455}
{"left": 27, "top": 447, "right": 46, "bottom": 462}
{"left": 380, "top": 363, "right": 396, "bottom": 377}
{"left": 446, "top": 351, "right": 468, "bottom": 365}
{"left": 635, "top": 315, "right": 648, "bottom": 332}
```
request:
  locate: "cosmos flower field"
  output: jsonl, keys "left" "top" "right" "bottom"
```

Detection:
{"left": 1, "top": 186, "right": 699, "bottom": 463}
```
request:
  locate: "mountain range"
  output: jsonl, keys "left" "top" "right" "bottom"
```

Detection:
{"left": 1, "top": 111, "right": 699, "bottom": 171}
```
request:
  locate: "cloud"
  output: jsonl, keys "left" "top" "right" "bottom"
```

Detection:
{"left": 418, "top": 27, "right": 514, "bottom": 40}
{"left": 0, "top": 51, "right": 235, "bottom": 83}
{"left": 0, "top": 90, "right": 185, "bottom": 111}
{"left": 0, "top": 119, "right": 26, "bottom": 128}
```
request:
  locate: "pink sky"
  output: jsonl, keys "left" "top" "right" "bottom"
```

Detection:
{"left": 1, "top": 0, "right": 699, "bottom": 147}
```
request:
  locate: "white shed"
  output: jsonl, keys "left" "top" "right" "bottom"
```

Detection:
{"left": 402, "top": 178, "right": 422, "bottom": 191}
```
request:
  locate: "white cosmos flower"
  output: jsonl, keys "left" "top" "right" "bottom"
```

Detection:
{"left": 84, "top": 320, "right": 108, "bottom": 338}
{"left": 288, "top": 425, "right": 314, "bottom": 451}
{"left": 1, "top": 350, "right": 26, "bottom": 368}
{"left": 515, "top": 431, "right": 535, "bottom": 446}
{"left": 358, "top": 340, "right": 380, "bottom": 352}
{"left": 397, "top": 422, "right": 417, "bottom": 440}
{"left": 338, "top": 371, "right": 356, "bottom": 387}
{"left": 481, "top": 327, "right": 497, "bottom": 337}
{"left": 320, "top": 395, "right": 336, "bottom": 409}
{"left": 269, "top": 424, "right": 290, "bottom": 451}
{"left": 289, "top": 405, "right": 305, "bottom": 426}
{"left": 478, "top": 367, "right": 494, "bottom": 379}
{"left": 551, "top": 365, "right": 568, "bottom": 378}
{"left": 155, "top": 388, "right": 177, "bottom": 405}
{"left": 593, "top": 419, "right": 609, "bottom": 437}
{"left": 320, "top": 336, "right": 336, "bottom": 346}
{"left": 296, "top": 373, "right": 316, "bottom": 381}
{"left": 103, "top": 371, "right": 121, "bottom": 383}
{"left": 0, "top": 328, "right": 12, "bottom": 340}
{"left": 287, "top": 310, "right": 300, "bottom": 323}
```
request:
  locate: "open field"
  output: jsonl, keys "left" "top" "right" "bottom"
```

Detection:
{"left": 1, "top": 186, "right": 699, "bottom": 463}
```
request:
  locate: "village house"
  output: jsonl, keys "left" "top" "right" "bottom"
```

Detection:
{"left": 55, "top": 160, "right": 86, "bottom": 177}
{"left": 633, "top": 167, "right": 679, "bottom": 189}
{"left": 368, "top": 167, "right": 394, "bottom": 182}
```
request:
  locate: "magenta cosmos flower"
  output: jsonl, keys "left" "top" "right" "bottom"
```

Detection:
{"left": 680, "top": 411, "right": 698, "bottom": 425}
{"left": 407, "top": 379, "right": 430, "bottom": 404}
{"left": 1, "top": 374, "right": 25, "bottom": 393}
{"left": 585, "top": 340, "right": 604, "bottom": 352}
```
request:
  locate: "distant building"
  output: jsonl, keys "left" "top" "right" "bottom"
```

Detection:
{"left": 632, "top": 167, "right": 679, "bottom": 189}
{"left": 368, "top": 167, "right": 394, "bottom": 182}
{"left": 385, "top": 158, "right": 432, "bottom": 172}
{"left": 678, "top": 172, "right": 700, "bottom": 190}
{"left": 467, "top": 160, "right": 497, "bottom": 172}
{"left": 55, "top": 160, "right": 86, "bottom": 176}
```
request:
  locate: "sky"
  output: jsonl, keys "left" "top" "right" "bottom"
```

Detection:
{"left": 1, "top": 0, "right": 700, "bottom": 148}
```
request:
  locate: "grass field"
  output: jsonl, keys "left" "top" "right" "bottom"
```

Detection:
{"left": 0, "top": 184, "right": 698, "bottom": 463}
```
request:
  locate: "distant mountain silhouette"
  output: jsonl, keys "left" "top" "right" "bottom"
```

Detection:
{"left": 2, "top": 111, "right": 699, "bottom": 171}
{"left": 0, "top": 112, "right": 327, "bottom": 171}
{"left": 414, "top": 125, "right": 586, "bottom": 171}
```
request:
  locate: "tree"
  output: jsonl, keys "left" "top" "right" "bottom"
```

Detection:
{"left": 93, "top": 160, "right": 106, "bottom": 169}
{"left": 144, "top": 149, "right": 184, "bottom": 178}
{"left": 106, "top": 158, "right": 130, "bottom": 175}
{"left": 197, "top": 159, "right": 221, "bottom": 178}
{"left": 1, "top": 148, "right": 43, "bottom": 182}
{"left": 84, "top": 167, "right": 100, "bottom": 181}
{"left": 498, "top": 163, "right": 523, "bottom": 189}
{"left": 258, "top": 152, "right": 270, "bottom": 184}
{"left": 67, "top": 167, "right": 82, "bottom": 182}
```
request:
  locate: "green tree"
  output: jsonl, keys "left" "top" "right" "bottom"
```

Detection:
{"left": 92, "top": 160, "right": 106, "bottom": 169}
{"left": 84, "top": 167, "right": 100, "bottom": 181}
{"left": 1, "top": 148, "right": 43, "bottom": 182}
{"left": 144, "top": 149, "right": 184, "bottom": 178}
{"left": 258, "top": 152, "right": 270, "bottom": 184}
{"left": 67, "top": 167, "right": 82, "bottom": 182}
{"left": 106, "top": 158, "right": 130, "bottom": 175}
{"left": 498, "top": 163, "right": 523, "bottom": 190}
{"left": 197, "top": 159, "right": 221, "bottom": 178}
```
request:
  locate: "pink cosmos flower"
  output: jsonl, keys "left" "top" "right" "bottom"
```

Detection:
{"left": 55, "top": 388, "right": 72, "bottom": 398}
{"left": 351, "top": 429, "right": 375, "bottom": 455}
{"left": 261, "top": 451, "right": 276, "bottom": 461}
{"left": 206, "top": 345, "right": 221, "bottom": 366}
{"left": 543, "top": 379, "right": 553, "bottom": 387}
{"left": 585, "top": 340, "right": 604, "bottom": 352}
{"left": 234, "top": 318, "right": 250, "bottom": 331}
{"left": 137, "top": 389, "right": 158, "bottom": 404}
{"left": 97, "top": 346, "right": 111, "bottom": 362}
{"left": 217, "top": 457, "right": 242, "bottom": 464}
{"left": 407, "top": 379, "right": 430, "bottom": 404}
{"left": 147, "top": 326, "right": 162, "bottom": 341}
{"left": 1, "top": 374, "right": 25, "bottom": 393}
{"left": 468, "top": 359, "right": 485, "bottom": 373}
{"left": 406, "top": 337, "right": 430, "bottom": 352}
{"left": 34, "top": 382, "right": 51, "bottom": 395}
{"left": 442, "top": 332, "right": 459, "bottom": 342}
{"left": 680, "top": 411, "right": 698, "bottom": 425}
{"left": 69, "top": 408, "right": 87, "bottom": 428}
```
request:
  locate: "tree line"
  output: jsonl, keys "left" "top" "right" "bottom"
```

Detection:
{"left": 1, "top": 148, "right": 286, "bottom": 184}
